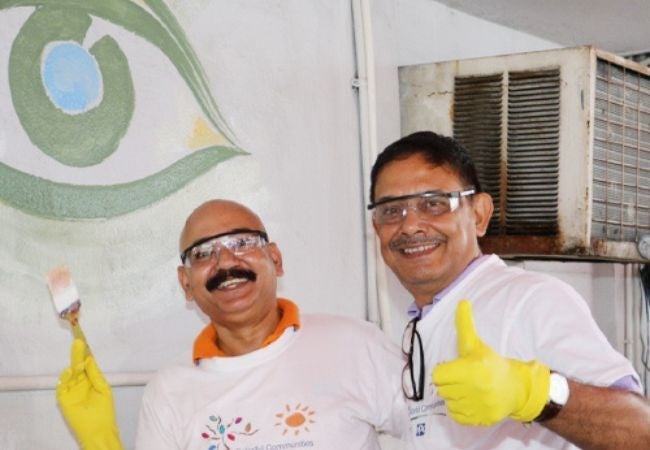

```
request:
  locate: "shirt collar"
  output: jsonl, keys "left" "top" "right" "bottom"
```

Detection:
{"left": 192, "top": 298, "right": 300, "bottom": 364}
{"left": 407, "top": 253, "right": 489, "bottom": 319}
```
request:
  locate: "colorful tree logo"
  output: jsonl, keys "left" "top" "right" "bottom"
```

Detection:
{"left": 202, "top": 415, "right": 258, "bottom": 450}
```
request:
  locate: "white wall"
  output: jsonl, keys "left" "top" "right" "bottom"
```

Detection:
{"left": 3, "top": 1, "right": 637, "bottom": 449}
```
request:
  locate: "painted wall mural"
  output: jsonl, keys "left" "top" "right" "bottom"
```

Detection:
{"left": 0, "top": 0, "right": 246, "bottom": 219}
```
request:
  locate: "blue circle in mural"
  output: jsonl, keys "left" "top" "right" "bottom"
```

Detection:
{"left": 42, "top": 42, "right": 102, "bottom": 114}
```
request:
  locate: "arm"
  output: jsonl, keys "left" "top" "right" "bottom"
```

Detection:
{"left": 433, "top": 301, "right": 650, "bottom": 449}
{"left": 543, "top": 380, "right": 650, "bottom": 450}
{"left": 57, "top": 339, "right": 125, "bottom": 450}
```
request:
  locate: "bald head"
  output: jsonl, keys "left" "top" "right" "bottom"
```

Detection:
{"left": 180, "top": 200, "right": 267, "bottom": 253}
{"left": 176, "top": 199, "right": 284, "bottom": 343}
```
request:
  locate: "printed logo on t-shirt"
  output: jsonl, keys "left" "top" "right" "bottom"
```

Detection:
{"left": 200, "top": 415, "right": 259, "bottom": 449}
{"left": 274, "top": 403, "right": 316, "bottom": 436}
{"left": 407, "top": 380, "right": 447, "bottom": 437}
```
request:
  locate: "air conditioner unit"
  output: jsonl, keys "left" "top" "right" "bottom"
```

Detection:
{"left": 399, "top": 46, "right": 650, "bottom": 262}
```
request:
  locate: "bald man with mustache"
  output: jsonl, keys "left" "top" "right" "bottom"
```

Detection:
{"left": 57, "top": 200, "right": 408, "bottom": 449}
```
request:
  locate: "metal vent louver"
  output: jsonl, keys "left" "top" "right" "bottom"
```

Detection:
{"left": 453, "top": 74, "right": 502, "bottom": 234}
{"left": 453, "top": 70, "right": 560, "bottom": 236}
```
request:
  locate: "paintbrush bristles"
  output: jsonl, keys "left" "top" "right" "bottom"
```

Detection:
{"left": 45, "top": 265, "right": 81, "bottom": 318}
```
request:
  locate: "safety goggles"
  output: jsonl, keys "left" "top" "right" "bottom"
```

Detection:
{"left": 368, "top": 188, "right": 475, "bottom": 225}
{"left": 180, "top": 229, "right": 268, "bottom": 268}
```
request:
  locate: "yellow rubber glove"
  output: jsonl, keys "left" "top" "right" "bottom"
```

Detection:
{"left": 56, "top": 339, "right": 125, "bottom": 450}
{"left": 432, "top": 300, "right": 550, "bottom": 425}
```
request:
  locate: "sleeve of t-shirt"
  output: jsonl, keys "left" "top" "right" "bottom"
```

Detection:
{"left": 505, "top": 276, "right": 641, "bottom": 392}
{"left": 135, "top": 377, "right": 179, "bottom": 449}
{"left": 361, "top": 323, "right": 410, "bottom": 439}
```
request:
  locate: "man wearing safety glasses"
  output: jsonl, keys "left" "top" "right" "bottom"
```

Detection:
{"left": 368, "top": 131, "right": 650, "bottom": 449}
{"left": 57, "top": 199, "right": 408, "bottom": 449}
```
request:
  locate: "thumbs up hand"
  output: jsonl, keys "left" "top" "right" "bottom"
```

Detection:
{"left": 432, "top": 300, "right": 551, "bottom": 425}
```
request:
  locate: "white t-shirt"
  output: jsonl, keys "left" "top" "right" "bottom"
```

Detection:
{"left": 135, "top": 314, "right": 408, "bottom": 449}
{"left": 405, "top": 254, "right": 640, "bottom": 450}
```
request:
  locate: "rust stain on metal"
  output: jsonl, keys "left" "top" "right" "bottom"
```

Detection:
{"left": 480, "top": 235, "right": 564, "bottom": 256}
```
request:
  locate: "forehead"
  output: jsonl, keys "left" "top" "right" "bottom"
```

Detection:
{"left": 180, "top": 202, "right": 264, "bottom": 250}
{"left": 374, "top": 154, "right": 464, "bottom": 199}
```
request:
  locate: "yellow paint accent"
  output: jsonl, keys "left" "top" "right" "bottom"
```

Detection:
{"left": 188, "top": 117, "right": 229, "bottom": 150}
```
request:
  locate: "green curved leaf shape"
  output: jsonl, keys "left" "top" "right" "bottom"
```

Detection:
{"left": 0, "top": 0, "right": 238, "bottom": 146}
{"left": 9, "top": 6, "right": 135, "bottom": 167}
{"left": 0, "top": 146, "right": 246, "bottom": 219}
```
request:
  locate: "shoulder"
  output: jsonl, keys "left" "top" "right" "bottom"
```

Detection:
{"left": 301, "top": 313, "right": 385, "bottom": 338}
{"left": 474, "top": 254, "right": 583, "bottom": 301}
{"left": 299, "top": 313, "right": 399, "bottom": 354}
{"left": 143, "top": 362, "right": 197, "bottom": 397}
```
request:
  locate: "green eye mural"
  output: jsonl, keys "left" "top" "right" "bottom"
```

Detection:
{"left": 0, "top": 0, "right": 246, "bottom": 219}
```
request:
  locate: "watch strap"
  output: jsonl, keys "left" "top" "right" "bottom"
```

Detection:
{"left": 534, "top": 399, "right": 563, "bottom": 422}
{"left": 534, "top": 372, "right": 569, "bottom": 423}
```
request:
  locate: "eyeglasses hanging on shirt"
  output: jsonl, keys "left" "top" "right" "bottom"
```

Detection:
{"left": 402, "top": 315, "right": 425, "bottom": 401}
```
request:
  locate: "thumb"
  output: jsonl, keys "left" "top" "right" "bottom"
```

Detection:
{"left": 455, "top": 300, "right": 481, "bottom": 357}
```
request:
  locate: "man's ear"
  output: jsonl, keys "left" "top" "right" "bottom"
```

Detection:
{"left": 177, "top": 265, "right": 194, "bottom": 301}
{"left": 268, "top": 243, "right": 284, "bottom": 276}
{"left": 472, "top": 192, "right": 494, "bottom": 237}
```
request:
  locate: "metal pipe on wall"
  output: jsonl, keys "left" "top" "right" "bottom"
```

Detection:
{"left": 0, "top": 371, "right": 154, "bottom": 392}
{"left": 351, "top": 0, "right": 393, "bottom": 334}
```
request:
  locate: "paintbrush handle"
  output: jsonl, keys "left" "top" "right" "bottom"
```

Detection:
{"left": 69, "top": 313, "right": 92, "bottom": 357}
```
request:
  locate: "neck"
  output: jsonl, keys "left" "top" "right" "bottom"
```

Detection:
{"left": 411, "top": 251, "right": 484, "bottom": 309}
{"left": 214, "top": 306, "right": 282, "bottom": 356}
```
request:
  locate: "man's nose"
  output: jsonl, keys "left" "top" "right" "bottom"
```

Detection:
{"left": 214, "top": 245, "right": 239, "bottom": 266}
{"left": 400, "top": 203, "right": 427, "bottom": 230}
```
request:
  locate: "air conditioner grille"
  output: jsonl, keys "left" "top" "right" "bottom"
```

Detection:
{"left": 453, "top": 74, "right": 503, "bottom": 234}
{"left": 592, "top": 58, "right": 650, "bottom": 241}
{"left": 453, "top": 70, "right": 560, "bottom": 236}
{"left": 506, "top": 70, "right": 560, "bottom": 235}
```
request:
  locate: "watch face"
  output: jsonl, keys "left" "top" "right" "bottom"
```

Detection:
{"left": 549, "top": 373, "right": 570, "bottom": 405}
{"left": 638, "top": 234, "right": 650, "bottom": 260}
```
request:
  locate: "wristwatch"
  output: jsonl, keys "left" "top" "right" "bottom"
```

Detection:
{"left": 535, "top": 372, "right": 570, "bottom": 422}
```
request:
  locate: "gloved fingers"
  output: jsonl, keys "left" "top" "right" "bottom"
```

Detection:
{"left": 455, "top": 300, "right": 482, "bottom": 357}
{"left": 58, "top": 367, "right": 73, "bottom": 386}
{"left": 445, "top": 400, "right": 478, "bottom": 422}
{"left": 446, "top": 408, "right": 474, "bottom": 425}
{"left": 56, "top": 367, "right": 74, "bottom": 400}
{"left": 432, "top": 360, "right": 477, "bottom": 386}
{"left": 84, "top": 354, "right": 111, "bottom": 395}
{"left": 445, "top": 393, "right": 506, "bottom": 426}
{"left": 447, "top": 406, "right": 496, "bottom": 427}
{"left": 57, "top": 340, "right": 92, "bottom": 400}
{"left": 70, "top": 339, "right": 87, "bottom": 372}
{"left": 436, "top": 384, "right": 468, "bottom": 402}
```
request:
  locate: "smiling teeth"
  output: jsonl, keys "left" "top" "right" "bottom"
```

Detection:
{"left": 403, "top": 243, "right": 438, "bottom": 254}
{"left": 218, "top": 278, "right": 248, "bottom": 289}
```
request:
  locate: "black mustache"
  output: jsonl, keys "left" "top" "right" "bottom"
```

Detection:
{"left": 206, "top": 268, "right": 257, "bottom": 291}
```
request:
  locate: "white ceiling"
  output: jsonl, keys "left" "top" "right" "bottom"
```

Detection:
{"left": 433, "top": 0, "right": 650, "bottom": 56}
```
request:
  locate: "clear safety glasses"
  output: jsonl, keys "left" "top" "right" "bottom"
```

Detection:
{"left": 368, "top": 188, "right": 475, "bottom": 225}
{"left": 180, "top": 229, "right": 268, "bottom": 268}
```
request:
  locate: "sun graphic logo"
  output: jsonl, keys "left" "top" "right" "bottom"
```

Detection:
{"left": 274, "top": 403, "right": 316, "bottom": 436}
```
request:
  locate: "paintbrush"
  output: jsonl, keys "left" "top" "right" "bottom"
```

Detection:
{"left": 45, "top": 265, "right": 91, "bottom": 354}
